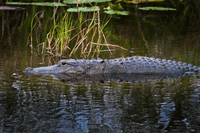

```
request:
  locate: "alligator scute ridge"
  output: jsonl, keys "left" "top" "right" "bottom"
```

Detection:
{"left": 23, "top": 56, "right": 200, "bottom": 76}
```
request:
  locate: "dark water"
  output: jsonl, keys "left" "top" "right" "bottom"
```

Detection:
{"left": 1, "top": 13, "right": 200, "bottom": 133}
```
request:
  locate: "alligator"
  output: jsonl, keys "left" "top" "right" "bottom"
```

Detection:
{"left": 24, "top": 56, "right": 200, "bottom": 76}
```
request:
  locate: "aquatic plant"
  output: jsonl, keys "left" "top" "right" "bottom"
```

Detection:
{"left": 6, "top": 0, "right": 200, "bottom": 57}
{"left": 7, "top": 0, "right": 129, "bottom": 57}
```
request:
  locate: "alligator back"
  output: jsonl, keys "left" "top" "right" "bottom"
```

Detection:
{"left": 98, "top": 56, "right": 200, "bottom": 75}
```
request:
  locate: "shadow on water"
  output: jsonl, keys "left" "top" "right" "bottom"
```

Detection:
{"left": 1, "top": 1, "right": 200, "bottom": 132}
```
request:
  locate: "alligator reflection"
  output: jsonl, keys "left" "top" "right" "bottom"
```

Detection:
{"left": 24, "top": 73, "right": 183, "bottom": 83}
{"left": 1, "top": 73, "right": 199, "bottom": 132}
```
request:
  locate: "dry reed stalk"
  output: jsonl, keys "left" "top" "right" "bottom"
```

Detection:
{"left": 68, "top": 28, "right": 86, "bottom": 42}
{"left": 61, "top": 36, "right": 71, "bottom": 53}
{"left": 47, "top": 33, "right": 53, "bottom": 53}
{"left": 85, "top": 27, "right": 97, "bottom": 56}
{"left": 83, "top": 49, "right": 115, "bottom": 53}
{"left": 100, "top": 27, "right": 112, "bottom": 55}
{"left": 91, "top": 42, "right": 128, "bottom": 51}
{"left": 70, "top": 20, "right": 98, "bottom": 56}
{"left": 69, "top": 28, "right": 87, "bottom": 56}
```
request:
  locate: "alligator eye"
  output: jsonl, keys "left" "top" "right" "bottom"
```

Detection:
{"left": 62, "top": 62, "right": 67, "bottom": 65}
{"left": 100, "top": 60, "right": 105, "bottom": 64}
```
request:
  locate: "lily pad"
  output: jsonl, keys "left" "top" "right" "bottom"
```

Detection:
{"left": 63, "top": 0, "right": 111, "bottom": 4}
{"left": 6, "top": 2, "right": 67, "bottom": 6}
{"left": 104, "top": 9, "right": 129, "bottom": 15}
{"left": 0, "top": 6, "right": 25, "bottom": 10}
{"left": 104, "top": 9, "right": 115, "bottom": 14}
{"left": 138, "top": 7, "right": 176, "bottom": 11}
{"left": 67, "top": 6, "right": 100, "bottom": 12}
{"left": 118, "top": 0, "right": 165, "bottom": 4}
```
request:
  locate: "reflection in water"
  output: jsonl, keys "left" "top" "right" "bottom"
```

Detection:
{"left": 0, "top": 74, "right": 200, "bottom": 132}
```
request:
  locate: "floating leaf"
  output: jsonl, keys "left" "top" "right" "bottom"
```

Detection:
{"left": 104, "top": 9, "right": 129, "bottom": 15}
{"left": 6, "top": 2, "right": 67, "bottom": 6}
{"left": 104, "top": 10, "right": 115, "bottom": 14}
{"left": 0, "top": 6, "right": 25, "bottom": 10}
{"left": 117, "top": 0, "right": 165, "bottom": 4}
{"left": 116, "top": 10, "right": 129, "bottom": 15}
{"left": 67, "top": 6, "right": 100, "bottom": 12}
{"left": 138, "top": 7, "right": 176, "bottom": 11}
{"left": 63, "top": 0, "right": 111, "bottom": 4}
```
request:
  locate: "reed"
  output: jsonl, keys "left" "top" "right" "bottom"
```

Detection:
{"left": 23, "top": 1, "right": 129, "bottom": 58}
{"left": 45, "top": 12, "right": 74, "bottom": 56}
{"left": 40, "top": 7, "right": 124, "bottom": 58}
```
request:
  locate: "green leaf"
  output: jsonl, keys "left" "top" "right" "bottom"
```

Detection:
{"left": 138, "top": 7, "right": 176, "bottom": 11}
{"left": 120, "top": 0, "right": 165, "bottom": 4}
{"left": 63, "top": 0, "right": 111, "bottom": 4}
{"left": 104, "top": 10, "right": 115, "bottom": 14}
{"left": 67, "top": 6, "right": 100, "bottom": 12}
{"left": 6, "top": 2, "right": 67, "bottom": 6}
{"left": 104, "top": 9, "right": 129, "bottom": 15}
{"left": 115, "top": 10, "right": 129, "bottom": 15}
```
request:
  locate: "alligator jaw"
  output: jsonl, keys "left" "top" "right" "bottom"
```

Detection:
{"left": 24, "top": 65, "right": 61, "bottom": 74}
{"left": 24, "top": 64, "right": 86, "bottom": 75}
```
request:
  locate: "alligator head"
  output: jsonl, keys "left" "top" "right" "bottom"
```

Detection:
{"left": 24, "top": 59, "right": 86, "bottom": 75}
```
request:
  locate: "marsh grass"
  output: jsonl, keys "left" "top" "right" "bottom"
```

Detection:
{"left": 30, "top": 10, "right": 44, "bottom": 53}
{"left": 46, "top": 9, "right": 114, "bottom": 57}
{"left": 69, "top": 7, "right": 113, "bottom": 57}
{"left": 45, "top": 12, "right": 73, "bottom": 56}
{"left": 30, "top": 4, "right": 128, "bottom": 58}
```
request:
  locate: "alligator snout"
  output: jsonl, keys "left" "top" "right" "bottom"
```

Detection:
{"left": 24, "top": 64, "right": 86, "bottom": 74}
{"left": 24, "top": 67, "right": 33, "bottom": 73}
